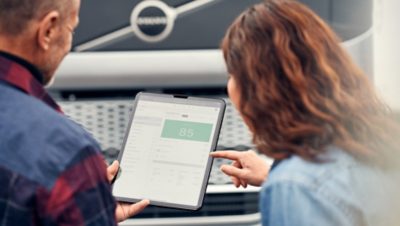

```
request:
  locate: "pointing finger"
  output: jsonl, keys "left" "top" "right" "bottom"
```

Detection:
{"left": 211, "top": 151, "right": 243, "bottom": 161}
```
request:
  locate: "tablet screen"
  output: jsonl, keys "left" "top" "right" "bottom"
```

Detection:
{"left": 113, "top": 94, "right": 224, "bottom": 209}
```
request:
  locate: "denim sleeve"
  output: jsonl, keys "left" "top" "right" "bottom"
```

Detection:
{"left": 36, "top": 146, "right": 117, "bottom": 226}
{"left": 260, "top": 181, "right": 354, "bottom": 226}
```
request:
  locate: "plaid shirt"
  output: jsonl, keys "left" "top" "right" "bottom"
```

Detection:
{"left": 0, "top": 52, "right": 117, "bottom": 226}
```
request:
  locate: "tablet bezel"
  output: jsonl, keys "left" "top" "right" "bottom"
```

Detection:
{"left": 113, "top": 92, "right": 226, "bottom": 211}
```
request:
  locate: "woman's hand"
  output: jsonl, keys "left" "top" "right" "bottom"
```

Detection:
{"left": 210, "top": 150, "right": 270, "bottom": 188}
{"left": 107, "top": 161, "right": 150, "bottom": 222}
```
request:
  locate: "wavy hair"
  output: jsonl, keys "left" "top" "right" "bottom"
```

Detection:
{"left": 222, "top": 0, "right": 399, "bottom": 164}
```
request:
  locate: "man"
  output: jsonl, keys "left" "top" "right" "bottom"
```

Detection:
{"left": 0, "top": 0, "right": 148, "bottom": 225}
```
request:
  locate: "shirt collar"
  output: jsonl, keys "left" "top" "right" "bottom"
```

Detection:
{"left": 0, "top": 51, "right": 44, "bottom": 84}
{"left": 0, "top": 52, "right": 63, "bottom": 113}
{"left": 270, "top": 160, "right": 282, "bottom": 171}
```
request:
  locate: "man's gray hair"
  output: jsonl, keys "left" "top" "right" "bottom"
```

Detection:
{"left": 0, "top": 0, "right": 72, "bottom": 36}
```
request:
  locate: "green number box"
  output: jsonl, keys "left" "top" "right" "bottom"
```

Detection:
{"left": 161, "top": 119, "right": 213, "bottom": 142}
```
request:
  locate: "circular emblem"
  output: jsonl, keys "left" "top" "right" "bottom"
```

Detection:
{"left": 131, "top": 1, "right": 176, "bottom": 43}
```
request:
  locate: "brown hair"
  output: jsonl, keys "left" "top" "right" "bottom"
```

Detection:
{"left": 222, "top": 0, "right": 399, "bottom": 163}
{"left": 0, "top": 0, "right": 73, "bottom": 36}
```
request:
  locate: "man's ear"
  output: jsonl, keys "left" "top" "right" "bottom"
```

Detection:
{"left": 37, "top": 11, "right": 60, "bottom": 51}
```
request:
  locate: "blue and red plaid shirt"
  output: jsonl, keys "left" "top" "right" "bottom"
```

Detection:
{"left": 0, "top": 51, "right": 117, "bottom": 225}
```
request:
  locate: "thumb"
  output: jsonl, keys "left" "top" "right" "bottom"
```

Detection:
{"left": 128, "top": 199, "right": 150, "bottom": 217}
{"left": 107, "top": 160, "right": 119, "bottom": 182}
{"left": 220, "top": 164, "right": 246, "bottom": 179}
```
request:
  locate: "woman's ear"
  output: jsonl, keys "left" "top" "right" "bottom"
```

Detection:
{"left": 37, "top": 11, "right": 60, "bottom": 51}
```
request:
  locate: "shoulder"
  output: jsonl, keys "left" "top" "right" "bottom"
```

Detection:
{"left": 1, "top": 84, "right": 98, "bottom": 150}
{"left": 266, "top": 146, "right": 358, "bottom": 190}
{"left": 0, "top": 83, "right": 102, "bottom": 188}
{"left": 260, "top": 147, "right": 363, "bottom": 226}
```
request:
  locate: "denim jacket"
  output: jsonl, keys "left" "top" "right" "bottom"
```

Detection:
{"left": 260, "top": 146, "right": 400, "bottom": 226}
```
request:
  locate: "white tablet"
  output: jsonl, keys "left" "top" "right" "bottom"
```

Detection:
{"left": 112, "top": 92, "right": 226, "bottom": 210}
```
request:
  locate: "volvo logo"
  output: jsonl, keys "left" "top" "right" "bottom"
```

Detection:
{"left": 131, "top": 1, "right": 176, "bottom": 43}
{"left": 136, "top": 17, "right": 168, "bottom": 26}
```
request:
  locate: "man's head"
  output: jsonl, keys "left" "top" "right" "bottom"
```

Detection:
{"left": 0, "top": 0, "right": 80, "bottom": 85}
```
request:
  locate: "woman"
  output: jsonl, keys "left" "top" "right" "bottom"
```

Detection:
{"left": 211, "top": 0, "right": 400, "bottom": 225}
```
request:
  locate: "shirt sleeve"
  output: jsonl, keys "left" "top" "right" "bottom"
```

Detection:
{"left": 36, "top": 146, "right": 117, "bottom": 226}
{"left": 259, "top": 181, "right": 357, "bottom": 226}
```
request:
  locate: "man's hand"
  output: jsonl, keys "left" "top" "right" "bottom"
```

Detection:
{"left": 107, "top": 161, "right": 150, "bottom": 222}
{"left": 210, "top": 150, "right": 270, "bottom": 188}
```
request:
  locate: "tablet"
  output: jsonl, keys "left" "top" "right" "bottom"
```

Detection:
{"left": 112, "top": 92, "right": 226, "bottom": 210}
